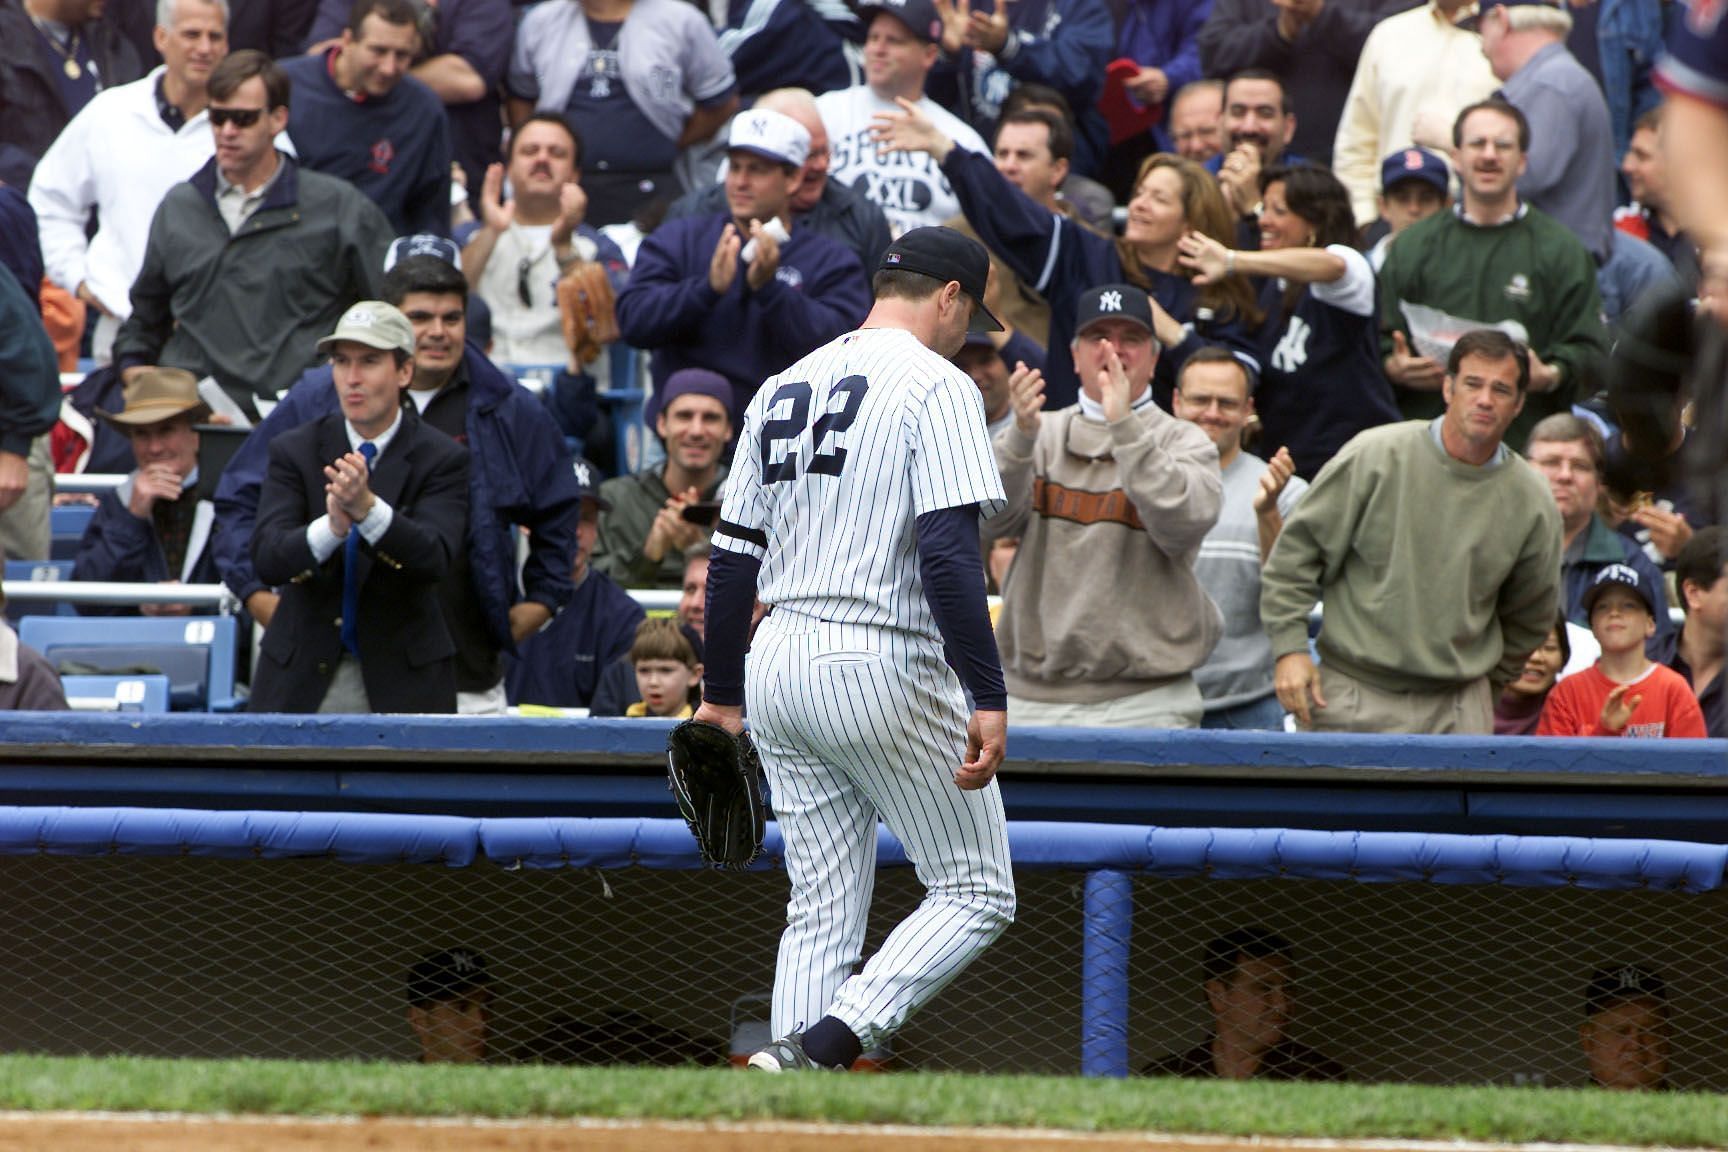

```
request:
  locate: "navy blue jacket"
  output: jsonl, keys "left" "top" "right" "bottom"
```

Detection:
{"left": 71, "top": 481, "right": 220, "bottom": 614}
{"left": 664, "top": 178, "right": 892, "bottom": 282}
{"left": 505, "top": 568, "right": 644, "bottom": 708}
{"left": 213, "top": 341, "right": 580, "bottom": 655}
{"left": 719, "top": 0, "right": 857, "bottom": 98}
{"left": 616, "top": 211, "right": 870, "bottom": 409}
{"left": 928, "top": 0, "right": 1115, "bottom": 176}
{"left": 280, "top": 51, "right": 453, "bottom": 238}
{"left": 941, "top": 146, "right": 1258, "bottom": 410}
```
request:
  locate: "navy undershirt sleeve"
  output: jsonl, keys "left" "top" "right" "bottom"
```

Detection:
{"left": 700, "top": 545, "right": 762, "bottom": 707}
{"left": 916, "top": 504, "right": 1007, "bottom": 711}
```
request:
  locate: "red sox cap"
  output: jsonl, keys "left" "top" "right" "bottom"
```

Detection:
{"left": 1380, "top": 147, "right": 1450, "bottom": 196}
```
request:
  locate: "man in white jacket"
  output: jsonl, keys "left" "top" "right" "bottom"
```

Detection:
{"left": 28, "top": 0, "right": 229, "bottom": 361}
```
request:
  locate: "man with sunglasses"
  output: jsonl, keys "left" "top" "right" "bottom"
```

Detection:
{"left": 459, "top": 113, "right": 627, "bottom": 369}
{"left": 214, "top": 246, "right": 580, "bottom": 714}
{"left": 113, "top": 49, "right": 393, "bottom": 417}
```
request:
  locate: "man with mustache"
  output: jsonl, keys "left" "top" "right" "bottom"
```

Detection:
{"left": 1206, "top": 69, "right": 1302, "bottom": 223}
{"left": 1377, "top": 97, "right": 1606, "bottom": 450}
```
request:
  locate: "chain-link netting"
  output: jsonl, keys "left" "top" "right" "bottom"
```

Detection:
{"left": 0, "top": 852, "right": 1714, "bottom": 1087}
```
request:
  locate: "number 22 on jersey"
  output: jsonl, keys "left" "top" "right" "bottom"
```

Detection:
{"left": 760, "top": 375, "right": 870, "bottom": 484}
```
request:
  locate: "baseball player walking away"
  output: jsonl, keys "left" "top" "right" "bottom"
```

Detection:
{"left": 692, "top": 226, "right": 1016, "bottom": 1072}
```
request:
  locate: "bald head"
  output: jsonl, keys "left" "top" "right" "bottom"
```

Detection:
{"left": 757, "top": 88, "right": 828, "bottom": 210}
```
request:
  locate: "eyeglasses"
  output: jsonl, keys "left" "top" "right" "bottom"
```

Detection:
{"left": 517, "top": 257, "right": 534, "bottom": 308}
{"left": 208, "top": 106, "right": 265, "bottom": 128}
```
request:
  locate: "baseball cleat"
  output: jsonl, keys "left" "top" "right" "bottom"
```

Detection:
{"left": 746, "top": 1030, "right": 828, "bottom": 1071}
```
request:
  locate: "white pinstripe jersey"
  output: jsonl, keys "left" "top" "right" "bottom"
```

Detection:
{"left": 714, "top": 327, "right": 1006, "bottom": 640}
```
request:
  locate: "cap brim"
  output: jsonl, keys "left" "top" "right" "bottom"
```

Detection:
{"left": 968, "top": 295, "right": 1004, "bottom": 334}
{"left": 728, "top": 143, "right": 800, "bottom": 167}
{"left": 319, "top": 333, "right": 410, "bottom": 353}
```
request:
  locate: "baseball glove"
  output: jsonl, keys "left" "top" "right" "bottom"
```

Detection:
{"left": 666, "top": 720, "right": 767, "bottom": 870}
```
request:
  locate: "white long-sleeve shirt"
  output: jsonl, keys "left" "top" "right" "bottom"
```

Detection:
{"left": 28, "top": 67, "right": 217, "bottom": 321}
{"left": 1331, "top": 2, "right": 1499, "bottom": 228}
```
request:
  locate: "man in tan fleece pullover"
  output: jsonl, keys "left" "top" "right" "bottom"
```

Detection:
{"left": 984, "top": 284, "right": 1224, "bottom": 728}
{"left": 1261, "top": 328, "right": 1562, "bottom": 734}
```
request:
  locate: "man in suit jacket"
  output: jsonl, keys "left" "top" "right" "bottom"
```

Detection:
{"left": 249, "top": 301, "right": 468, "bottom": 713}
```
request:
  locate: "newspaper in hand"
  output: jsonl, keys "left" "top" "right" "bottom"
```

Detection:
{"left": 1400, "top": 302, "right": 1530, "bottom": 365}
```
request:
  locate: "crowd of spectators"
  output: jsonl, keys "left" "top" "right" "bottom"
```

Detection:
{"left": 0, "top": 0, "right": 1722, "bottom": 734}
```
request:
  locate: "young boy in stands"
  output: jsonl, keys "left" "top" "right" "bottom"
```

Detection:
{"left": 625, "top": 618, "right": 702, "bottom": 719}
{"left": 1539, "top": 565, "right": 1707, "bottom": 738}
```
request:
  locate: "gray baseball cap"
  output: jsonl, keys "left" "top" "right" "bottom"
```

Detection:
{"left": 318, "top": 301, "right": 416, "bottom": 355}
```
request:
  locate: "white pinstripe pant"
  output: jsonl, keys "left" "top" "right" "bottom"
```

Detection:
{"left": 747, "top": 610, "right": 1016, "bottom": 1052}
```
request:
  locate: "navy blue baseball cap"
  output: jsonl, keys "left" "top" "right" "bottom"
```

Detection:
{"left": 1582, "top": 563, "right": 1656, "bottom": 617}
{"left": 1585, "top": 965, "right": 1667, "bottom": 1016}
{"left": 406, "top": 948, "right": 490, "bottom": 1006}
{"left": 1381, "top": 147, "right": 1450, "bottom": 196}
{"left": 1074, "top": 284, "right": 1155, "bottom": 338}
{"left": 879, "top": 227, "right": 1003, "bottom": 333}
{"left": 571, "top": 457, "right": 610, "bottom": 511}
{"left": 857, "top": 0, "right": 942, "bottom": 43}
{"left": 385, "top": 233, "right": 463, "bottom": 272}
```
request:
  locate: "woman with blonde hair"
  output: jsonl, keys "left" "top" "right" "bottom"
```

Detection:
{"left": 871, "top": 102, "right": 1259, "bottom": 410}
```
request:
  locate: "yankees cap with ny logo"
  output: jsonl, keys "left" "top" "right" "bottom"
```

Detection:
{"left": 1074, "top": 284, "right": 1155, "bottom": 336}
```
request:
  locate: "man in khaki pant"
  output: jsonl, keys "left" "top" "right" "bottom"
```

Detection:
{"left": 1261, "top": 329, "right": 1562, "bottom": 734}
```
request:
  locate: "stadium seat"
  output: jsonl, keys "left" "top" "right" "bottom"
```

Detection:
{"left": 49, "top": 504, "right": 95, "bottom": 561}
{"left": 60, "top": 674, "right": 172, "bottom": 713}
{"left": 20, "top": 615, "right": 240, "bottom": 712}
{"left": 3, "top": 559, "right": 77, "bottom": 624}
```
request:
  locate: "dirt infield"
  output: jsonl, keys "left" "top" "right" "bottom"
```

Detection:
{"left": 0, "top": 1115, "right": 1682, "bottom": 1152}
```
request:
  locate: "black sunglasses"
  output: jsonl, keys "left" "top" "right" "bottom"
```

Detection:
{"left": 209, "top": 106, "right": 265, "bottom": 128}
{"left": 517, "top": 257, "right": 534, "bottom": 308}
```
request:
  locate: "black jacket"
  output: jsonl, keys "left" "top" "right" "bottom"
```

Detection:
{"left": 249, "top": 406, "right": 469, "bottom": 714}
{"left": 0, "top": 0, "right": 142, "bottom": 177}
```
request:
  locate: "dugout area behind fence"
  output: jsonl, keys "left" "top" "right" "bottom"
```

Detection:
{"left": 0, "top": 716, "right": 1723, "bottom": 1089}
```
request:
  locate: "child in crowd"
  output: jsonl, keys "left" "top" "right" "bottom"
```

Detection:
{"left": 1538, "top": 565, "right": 1708, "bottom": 738}
{"left": 625, "top": 618, "right": 703, "bottom": 719}
{"left": 1494, "top": 613, "right": 1569, "bottom": 735}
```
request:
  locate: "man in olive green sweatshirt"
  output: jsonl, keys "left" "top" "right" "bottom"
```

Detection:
{"left": 1261, "top": 328, "right": 1562, "bottom": 734}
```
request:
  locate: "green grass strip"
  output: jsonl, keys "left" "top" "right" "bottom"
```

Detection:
{"left": 0, "top": 1056, "right": 1721, "bottom": 1147}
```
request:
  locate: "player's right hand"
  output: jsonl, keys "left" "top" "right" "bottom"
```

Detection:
{"left": 709, "top": 224, "right": 742, "bottom": 295}
{"left": 1008, "top": 362, "right": 1045, "bottom": 436}
{"left": 1274, "top": 651, "right": 1325, "bottom": 729}
{"left": 956, "top": 708, "right": 1006, "bottom": 790}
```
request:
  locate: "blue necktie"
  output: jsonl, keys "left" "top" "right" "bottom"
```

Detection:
{"left": 339, "top": 441, "right": 377, "bottom": 658}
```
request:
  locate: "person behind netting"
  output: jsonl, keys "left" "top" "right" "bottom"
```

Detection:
{"left": 624, "top": 616, "right": 701, "bottom": 719}
{"left": 214, "top": 251, "right": 580, "bottom": 714}
{"left": 1656, "top": 527, "right": 1728, "bottom": 738}
{"left": 506, "top": 457, "right": 644, "bottom": 711}
{"left": 869, "top": 100, "right": 1261, "bottom": 412}
{"left": 406, "top": 947, "right": 492, "bottom": 1065}
{"left": 1143, "top": 927, "right": 1345, "bottom": 1082}
{"left": 1580, "top": 964, "right": 1671, "bottom": 1091}
{"left": 1172, "top": 348, "right": 1306, "bottom": 731}
{"left": 983, "top": 285, "right": 1222, "bottom": 729}
{"left": 589, "top": 540, "right": 707, "bottom": 717}
{"left": 1178, "top": 163, "right": 1399, "bottom": 482}
{"left": 71, "top": 368, "right": 218, "bottom": 614}
{"left": 1537, "top": 564, "right": 1708, "bottom": 738}
{"left": 1262, "top": 329, "right": 1562, "bottom": 734}
{"left": 1493, "top": 610, "right": 1569, "bottom": 735}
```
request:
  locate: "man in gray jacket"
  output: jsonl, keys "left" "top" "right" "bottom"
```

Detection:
{"left": 984, "top": 284, "right": 1222, "bottom": 728}
{"left": 114, "top": 50, "right": 392, "bottom": 417}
